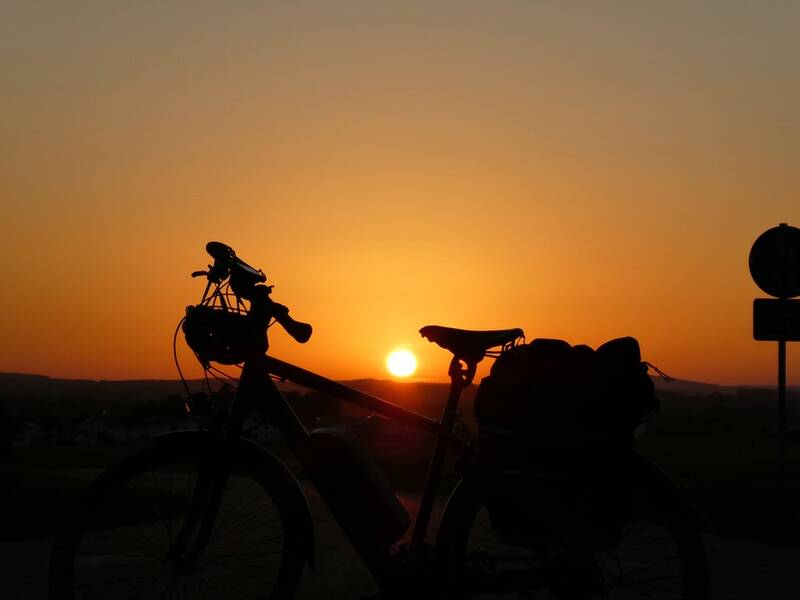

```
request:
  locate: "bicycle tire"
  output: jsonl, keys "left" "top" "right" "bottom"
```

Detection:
{"left": 438, "top": 467, "right": 709, "bottom": 599}
{"left": 49, "top": 437, "right": 306, "bottom": 600}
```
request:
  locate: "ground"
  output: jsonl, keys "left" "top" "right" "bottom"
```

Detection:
{"left": 2, "top": 501, "right": 799, "bottom": 599}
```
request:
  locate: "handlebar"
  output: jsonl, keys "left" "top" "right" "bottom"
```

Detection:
{"left": 192, "top": 241, "right": 313, "bottom": 345}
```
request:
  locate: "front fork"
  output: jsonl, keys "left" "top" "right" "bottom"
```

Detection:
{"left": 169, "top": 393, "right": 250, "bottom": 571}
{"left": 169, "top": 367, "right": 276, "bottom": 572}
{"left": 168, "top": 441, "right": 232, "bottom": 572}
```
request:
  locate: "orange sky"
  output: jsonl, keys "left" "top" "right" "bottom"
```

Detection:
{"left": 2, "top": 2, "right": 799, "bottom": 385}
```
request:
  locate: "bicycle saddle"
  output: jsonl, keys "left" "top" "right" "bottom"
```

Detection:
{"left": 419, "top": 325, "right": 524, "bottom": 361}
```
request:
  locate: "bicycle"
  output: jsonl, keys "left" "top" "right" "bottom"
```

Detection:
{"left": 49, "top": 242, "right": 709, "bottom": 599}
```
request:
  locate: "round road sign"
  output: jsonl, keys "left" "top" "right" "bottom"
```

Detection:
{"left": 749, "top": 223, "right": 800, "bottom": 298}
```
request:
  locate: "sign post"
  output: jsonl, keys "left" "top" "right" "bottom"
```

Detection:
{"left": 779, "top": 338, "right": 786, "bottom": 486}
{"left": 750, "top": 223, "right": 800, "bottom": 490}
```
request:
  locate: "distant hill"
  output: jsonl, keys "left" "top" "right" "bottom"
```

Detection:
{"left": 341, "top": 378, "right": 470, "bottom": 419}
{"left": 652, "top": 377, "right": 738, "bottom": 395}
{"left": 0, "top": 372, "right": 789, "bottom": 420}
{"left": 1, "top": 371, "right": 776, "bottom": 398}
{"left": 0, "top": 372, "right": 194, "bottom": 406}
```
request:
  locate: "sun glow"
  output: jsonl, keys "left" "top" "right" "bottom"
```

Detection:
{"left": 386, "top": 349, "right": 417, "bottom": 378}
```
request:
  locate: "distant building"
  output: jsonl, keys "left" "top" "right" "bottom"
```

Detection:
{"left": 74, "top": 413, "right": 198, "bottom": 445}
{"left": 12, "top": 422, "right": 44, "bottom": 447}
{"left": 76, "top": 416, "right": 105, "bottom": 444}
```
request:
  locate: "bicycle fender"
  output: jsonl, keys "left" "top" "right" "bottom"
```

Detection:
{"left": 435, "top": 475, "right": 483, "bottom": 558}
{"left": 628, "top": 449, "right": 709, "bottom": 528}
{"left": 153, "top": 429, "right": 316, "bottom": 571}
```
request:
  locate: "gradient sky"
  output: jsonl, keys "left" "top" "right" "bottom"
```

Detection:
{"left": 2, "top": 1, "right": 799, "bottom": 384}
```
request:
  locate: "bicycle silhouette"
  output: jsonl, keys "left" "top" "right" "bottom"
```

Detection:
{"left": 49, "top": 242, "right": 709, "bottom": 599}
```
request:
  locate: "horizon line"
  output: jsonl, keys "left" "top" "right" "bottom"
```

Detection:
{"left": 0, "top": 370, "right": 790, "bottom": 391}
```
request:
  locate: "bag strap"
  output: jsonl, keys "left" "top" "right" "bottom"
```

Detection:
{"left": 643, "top": 361, "right": 673, "bottom": 382}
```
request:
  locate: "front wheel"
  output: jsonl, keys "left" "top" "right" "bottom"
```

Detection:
{"left": 438, "top": 459, "right": 709, "bottom": 599}
{"left": 50, "top": 434, "right": 307, "bottom": 600}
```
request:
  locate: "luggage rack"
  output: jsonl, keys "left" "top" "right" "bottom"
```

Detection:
{"left": 484, "top": 334, "right": 525, "bottom": 358}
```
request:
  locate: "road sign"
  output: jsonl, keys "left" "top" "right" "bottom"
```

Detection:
{"left": 750, "top": 223, "right": 800, "bottom": 492}
{"left": 753, "top": 298, "right": 800, "bottom": 341}
{"left": 749, "top": 223, "right": 800, "bottom": 299}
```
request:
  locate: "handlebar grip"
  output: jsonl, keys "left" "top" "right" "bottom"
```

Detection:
{"left": 278, "top": 315, "right": 313, "bottom": 344}
{"left": 271, "top": 303, "right": 312, "bottom": 343}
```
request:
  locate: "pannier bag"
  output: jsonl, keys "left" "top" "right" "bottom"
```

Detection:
{"left": 473, "top": 336, "right": 659, "bottom": 550}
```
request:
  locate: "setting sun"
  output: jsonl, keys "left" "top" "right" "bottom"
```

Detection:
{"left": 386, "top": 349, "right": 417, "bottom": 378}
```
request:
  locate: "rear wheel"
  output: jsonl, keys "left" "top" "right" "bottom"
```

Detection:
{"left": 50, "top": 439, "right": 305, "bottom": 599}
{"left": 439, "top": 470, "right": 708, "bottom": 599}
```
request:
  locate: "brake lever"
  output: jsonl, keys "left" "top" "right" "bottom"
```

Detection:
{"left": 191, "top": 270, "right": 209, "bottom": 278}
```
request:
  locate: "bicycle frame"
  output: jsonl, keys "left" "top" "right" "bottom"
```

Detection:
{"left": 219, "top": 351, "right": 476, "bottom": 581}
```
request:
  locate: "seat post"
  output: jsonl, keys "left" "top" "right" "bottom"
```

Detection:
{"left": 411, "top": 356, "right": 475, "bottom": 548}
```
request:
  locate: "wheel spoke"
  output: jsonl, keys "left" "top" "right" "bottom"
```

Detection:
{"left": 53, "top": 445, "right": 302, "bottom": 600}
